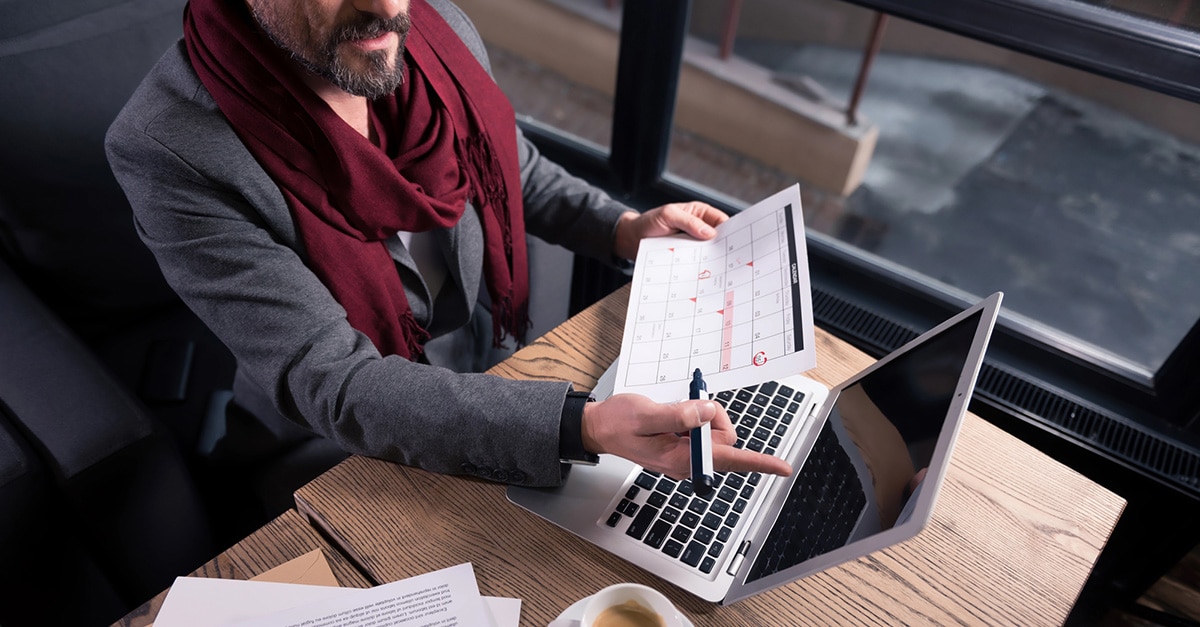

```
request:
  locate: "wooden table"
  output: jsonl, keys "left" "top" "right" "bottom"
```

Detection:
{"left": 293, "top": 284, "right": 1127, "bottom": 626}
{"left": 113, "top": 509, "right": 372, "bottom": 627}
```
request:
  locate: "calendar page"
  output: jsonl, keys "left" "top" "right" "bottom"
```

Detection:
{"left": 614, "top": 184, "right": 817, "bottom": 403}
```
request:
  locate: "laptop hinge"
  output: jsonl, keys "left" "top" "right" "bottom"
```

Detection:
{"left": 726, "top": 540, "right": 751, "bottom": 576}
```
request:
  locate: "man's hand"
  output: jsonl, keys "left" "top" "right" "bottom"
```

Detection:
{"left": 580, "top": 393, "right": 792, "bottom": 480}
{"left": 613, "top": 201, "right": 729, "bottom": 261}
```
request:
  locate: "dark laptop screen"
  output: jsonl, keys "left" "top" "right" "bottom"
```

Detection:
{"left": 745, "top": 310, "right": 983, "bottom": 582}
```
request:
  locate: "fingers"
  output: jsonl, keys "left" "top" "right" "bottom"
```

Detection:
{"left": 714, "top": 446, "right": 793, "bottom": 477}
{"left": 612, "top": 202, "right": 729, "bottom": 259}
{"left": 660, "top": 202, "right": 726, "bottom": 240}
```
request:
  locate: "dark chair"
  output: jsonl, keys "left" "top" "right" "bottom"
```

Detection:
{"left": 0, "top": 253, "right": 216, "bottom": 626}
{"left": 0, "top": 2, "right": 347, "bottom": 624}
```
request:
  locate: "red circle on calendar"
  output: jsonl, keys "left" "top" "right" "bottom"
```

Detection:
{"left": 752, "top": 352, "right": 768, "bottom": 366}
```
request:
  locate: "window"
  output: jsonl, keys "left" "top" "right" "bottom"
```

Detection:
{"left": 466, "top": 0, "right": 1200, "bottom": 507}
{"left": 674, "top": 0, "right": 1200, "bottom": 377}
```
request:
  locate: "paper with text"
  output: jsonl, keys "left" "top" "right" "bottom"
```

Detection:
{"left": 153, "top": 563, "right": 513, "bottom": 627}
{"left": 616, "top": 185, "right": 816, "bottom": 402}
{"left": 230, "top": 562, "right": 492, "bottom": 627}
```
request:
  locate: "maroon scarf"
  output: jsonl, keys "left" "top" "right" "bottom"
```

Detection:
{"left": 183, "top": 0, "right": 529, "bottom": 359}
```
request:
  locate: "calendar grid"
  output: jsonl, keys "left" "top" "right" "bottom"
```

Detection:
{"left": 616, "top": 186, "right": 816, "bottom": 402}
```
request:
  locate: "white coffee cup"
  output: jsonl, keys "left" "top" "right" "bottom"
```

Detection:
{"left": 580, "top": 583, "right": 684, "bottom": 627}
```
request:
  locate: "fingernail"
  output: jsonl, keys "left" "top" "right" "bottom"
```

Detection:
{"left": 698, "top": 401, "right": 716, "bottom": 421}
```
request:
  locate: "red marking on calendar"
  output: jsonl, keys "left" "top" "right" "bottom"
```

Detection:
{"left": 753, "top": 352, "right": 768, "bottom": 367}
{"left": 721, "top": 290, "right": 735, "bottom": 371}
{"left": 698, "top": 269, "right": 711, "bottom": 279}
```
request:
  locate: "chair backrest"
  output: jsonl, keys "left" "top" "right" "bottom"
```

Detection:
{"left": 0, "top": 0, "right": 188, "bottom": 338}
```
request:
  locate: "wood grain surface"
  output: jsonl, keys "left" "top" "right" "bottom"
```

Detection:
{"left": 113, "top": 509, "right": 372, "bottom": 627}
{"left": 293, "top": 284, "right": 1125, "bottom": 626}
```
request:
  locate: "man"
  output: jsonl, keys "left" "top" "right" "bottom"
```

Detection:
{"left": 106, "top": 0, "right": 791, "bottom": 486}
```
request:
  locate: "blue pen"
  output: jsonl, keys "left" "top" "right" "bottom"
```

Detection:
{"left": 689, "top": 368, "right": 715, "bottom": 496}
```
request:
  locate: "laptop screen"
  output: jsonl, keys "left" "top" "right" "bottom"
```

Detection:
{"left": 744, "top": 309, "right": 984, "bottom": 583}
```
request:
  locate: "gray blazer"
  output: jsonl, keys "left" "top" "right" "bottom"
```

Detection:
{"left": 105, "top": 0, "right": 629, "bottom": 487}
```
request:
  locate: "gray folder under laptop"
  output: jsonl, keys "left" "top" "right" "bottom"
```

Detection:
{"left": 508, "top": 292, "right": 1002, "bottom": 604}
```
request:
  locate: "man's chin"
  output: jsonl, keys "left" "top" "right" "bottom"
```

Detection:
{"left": 328, "top": 50, "right": 404, "bottom": 98}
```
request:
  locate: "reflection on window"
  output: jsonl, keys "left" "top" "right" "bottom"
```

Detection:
{"left": 666, "top": 0, "right": 1200, "bottom": 373}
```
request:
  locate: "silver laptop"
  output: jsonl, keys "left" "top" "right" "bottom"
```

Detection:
{"left": 508, "top": 292, "right": 1002, "bottom": 604}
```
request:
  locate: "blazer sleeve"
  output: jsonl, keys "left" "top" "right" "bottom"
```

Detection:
{"left": 105, "top": 53, "right": 571, "bottom": 487}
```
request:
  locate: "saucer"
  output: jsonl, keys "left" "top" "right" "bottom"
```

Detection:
{"left": 549, "top": 595, "right": 696, "bottom": 627}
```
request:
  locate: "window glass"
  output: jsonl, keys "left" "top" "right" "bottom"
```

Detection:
{"left": 454, "top": 0, "right": 615, "bottom": 151}
{"left": 669, "top": 0, "right": 1200, "bottom": 373}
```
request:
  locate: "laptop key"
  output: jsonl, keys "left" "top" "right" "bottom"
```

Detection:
{"left": 606, "top": 512, "right": 622, "bottom": 527}
{"left": 663, "top": 539, "right": 684, "bottom": 558}
{"left": 700, "top": 557, "right": 716, "bottom": 573}
{"left": 625, "top": 505, "right": 659, "bottom": 540}
{"left": 681, "top": 542, "right": 706, "bottom": 567}
{"left": 634, "top": 473, "right": 657, "bottom": 490}
{"left": 644, "top": 520, "right": 671, "bottom": 549}
{"left": 708, "top": 541, "right": 725, "bottom": 558}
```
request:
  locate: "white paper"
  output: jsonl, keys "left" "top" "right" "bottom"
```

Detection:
{"left": 482, "top": 596, "right": 521, "bottom": 627}
{"left": 615, "top": 184, "right": 817, "bottom": 402}
{"left": 154, "top": 563, "right": 519, "bottom": 627}
{"left": 154, "top": 579, "right": 354, "bottom": 627}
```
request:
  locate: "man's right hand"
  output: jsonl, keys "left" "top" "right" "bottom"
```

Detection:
{"left": 580, "top": 393, "right": 793, "bottom": 481}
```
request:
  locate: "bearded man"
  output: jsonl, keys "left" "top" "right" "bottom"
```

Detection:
{"left": 106, "top": 0, "right": 791, "bottom": 488}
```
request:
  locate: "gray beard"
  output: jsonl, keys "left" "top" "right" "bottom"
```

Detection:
{"left": 307, "top": 46, "right": 406, "bottom": 100}
{"left": 251, "top": 8, "right": 410, "bottom": 100}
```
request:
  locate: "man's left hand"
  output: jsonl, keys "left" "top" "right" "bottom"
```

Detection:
{"left": 613, "top": 201, "right": 729, "bottom": 261}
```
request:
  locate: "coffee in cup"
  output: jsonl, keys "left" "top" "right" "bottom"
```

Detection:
{"left": 580, "top": 583, "right": 683, "bottom": 627}
{"left": 593, "top": 598, "right": 664, "bottom": 627}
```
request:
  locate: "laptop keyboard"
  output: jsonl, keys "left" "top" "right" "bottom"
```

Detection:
{"left": 603, "top": 380, "right": 809, "bottom": 575}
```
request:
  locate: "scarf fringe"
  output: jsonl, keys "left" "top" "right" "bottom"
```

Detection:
{"left": 400, "top": 308, "right": 432, "bottom": 359}
{"left": 491, "top": 294, "right": 532, "bottom": 349}
{"left": 461, "top": 134, "right": 528, "bottom": 348}
{"left": 461, "top": 135, "right": 514, "bottom": 256}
